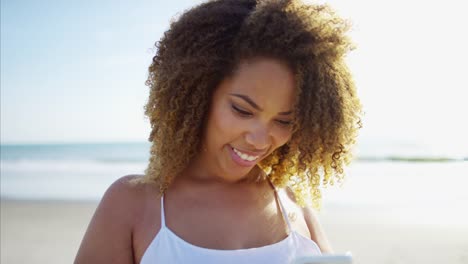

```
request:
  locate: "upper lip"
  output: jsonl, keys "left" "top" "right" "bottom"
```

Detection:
{"left": 230, "top": 145, "right": 268, "bottom": 157}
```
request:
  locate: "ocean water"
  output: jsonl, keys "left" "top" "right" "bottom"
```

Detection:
{"left": 1, "top": 142, "right": 467, "bottom": 217}
{"left": 1, "top": 143, "right": 150, "bottom": 200}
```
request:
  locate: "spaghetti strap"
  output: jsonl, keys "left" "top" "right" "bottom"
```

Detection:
{"left": 267, "top": 178, "right": 293, "bottom": 233}
{"left": 274, "top": 188, "right": 293, "bottom": 233}
{"left": 160, "top": 195, "right": 166, "bottom": 228}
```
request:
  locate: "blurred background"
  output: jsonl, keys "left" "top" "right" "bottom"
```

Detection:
{"left": 1, "top": 0, "right": 467, "bottom": 263}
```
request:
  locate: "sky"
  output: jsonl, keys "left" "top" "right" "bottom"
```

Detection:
{"left": 1, "top": 0, "right": 467, "bottom": 155}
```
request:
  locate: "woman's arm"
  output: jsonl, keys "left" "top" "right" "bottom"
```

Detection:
{"left": 74, "top": 176, "right": 138, "bottom": 264}
{"left": 284, "top": 187, "right": 333, "bottom": 253}
{"left": 302, "top": 206, "right": 334, "bottom": 254}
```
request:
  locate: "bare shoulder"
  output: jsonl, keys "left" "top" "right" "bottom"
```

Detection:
{"left": 283, "top": 187, "right": 334, "bottom": 254}
{"left": 105, "top": 174, "right": 157, "bottom": 205}
{"left": 74, "top": 175, "right": 159, "bottom": 264}
{"left": 94, "top": 175, "right": 153, "bottom": 222}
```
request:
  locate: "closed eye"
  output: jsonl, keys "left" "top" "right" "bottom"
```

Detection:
{"left": 276, "top": 119, "right": 292, "bottom": 126}
{"left": 232, "top": 104, "right": 252, "bottom": 117}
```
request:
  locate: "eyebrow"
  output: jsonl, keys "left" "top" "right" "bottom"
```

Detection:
{"left": 229, "top": 93, "right": 293, "bottom": 115}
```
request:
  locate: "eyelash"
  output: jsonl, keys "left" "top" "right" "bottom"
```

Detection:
{"left": 276, "top": 120, "right": 292, "bottom": 126}
{"left": 231, "top": 104, "right": 292, "bottom": 127}
{"left": 232, "top": 104, "right": 252, "bottom": 117}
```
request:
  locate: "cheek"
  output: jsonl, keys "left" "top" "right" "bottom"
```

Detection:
{"left": 214, "top": 107, "right": 235, "bottom": 133}
{"left": 207, "top": 103, "right": 239, "bottom": 143}
{"left": 272, "top": 128, "right": 293, "bottom": 148}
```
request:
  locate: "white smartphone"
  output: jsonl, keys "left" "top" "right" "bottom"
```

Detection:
{"left": 293, "top": 254, "right": 353, "bottom": 264}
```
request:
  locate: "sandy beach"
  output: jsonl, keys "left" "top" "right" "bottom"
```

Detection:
{"left": 1, "top": 200, "right": 96, "bottom": 264}
{"left": 1, "top": 199, "right": 467, "bottom": 264}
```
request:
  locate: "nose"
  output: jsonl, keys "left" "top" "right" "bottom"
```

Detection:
{"left": 245, "top": 124, "right": 271, "bottom": 151}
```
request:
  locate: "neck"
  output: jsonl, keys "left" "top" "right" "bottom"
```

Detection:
{"left": 177, "top": 159, "right": 266, "bottom": 186}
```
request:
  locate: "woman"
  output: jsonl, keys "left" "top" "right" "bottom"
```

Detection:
{"left": 75, "top": 0, "right": 361, "bottom": 263}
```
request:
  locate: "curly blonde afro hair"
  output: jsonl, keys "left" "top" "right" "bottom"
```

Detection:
{"left": 136, "top": 0, "right": 362, "bottom": 208}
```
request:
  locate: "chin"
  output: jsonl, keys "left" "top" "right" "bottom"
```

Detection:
{"left": 230, "top": 166, "right": 263, "bottom": 183}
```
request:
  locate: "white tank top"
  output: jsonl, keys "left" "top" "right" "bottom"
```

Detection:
{"left": 140, "top": 187, "right": 322, "bottom": 264}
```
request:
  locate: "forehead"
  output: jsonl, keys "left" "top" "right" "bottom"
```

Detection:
{"left": 216, "top": 58, "right": 296, "bottom": 109}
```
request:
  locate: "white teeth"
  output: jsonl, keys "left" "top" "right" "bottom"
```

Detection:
{"left": 232, "top": 147, "right": 259, "bottom": 162}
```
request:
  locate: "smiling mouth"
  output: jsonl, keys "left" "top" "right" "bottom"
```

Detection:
{"left": 231, "top": 146, "right": 262, "bottom": 162}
